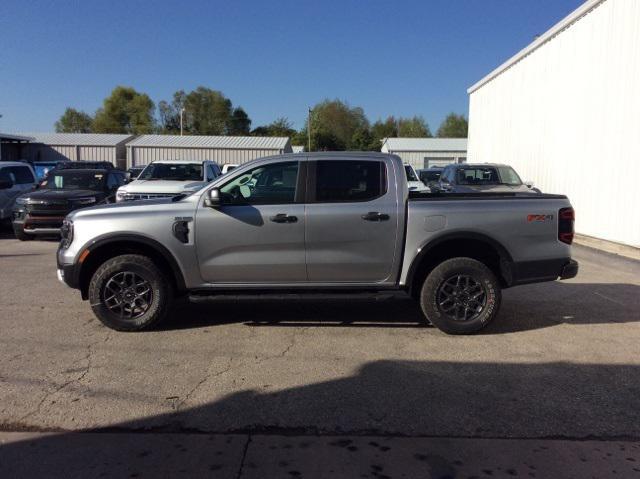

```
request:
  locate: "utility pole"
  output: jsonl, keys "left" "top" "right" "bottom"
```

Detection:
{"left": 180, "top": 108, "right": 185, "bottom": 136}
{"left": 307, "top": 107, "right": 312, "bottom": 152}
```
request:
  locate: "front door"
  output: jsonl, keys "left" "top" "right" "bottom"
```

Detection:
{"left": 305, "top": 159, "right": 399, "bottom": 283}
{"left": 196, "top": 160, "right": 307, "bottom": 284}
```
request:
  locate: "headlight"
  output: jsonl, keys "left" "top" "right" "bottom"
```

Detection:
{"left": 60, "top": 219, "right": 74, "bottom": 248}
{"left": 15, "top": 197, "right": 28, "bottom": 206}
{"left": 116, "top": 190, "right": 127, "bottom": 202}
{"left": 72, "top": 197, "right": 97, "bottom": 205}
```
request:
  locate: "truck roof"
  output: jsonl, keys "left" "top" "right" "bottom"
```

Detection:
{"left": 147, "top": 159, "right": 215, "bottom": 165}
{"left": 451, "top": 163, "right": 513, "bottom": 168}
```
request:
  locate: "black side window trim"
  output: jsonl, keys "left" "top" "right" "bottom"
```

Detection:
{"left": 306, "top": 160, "right": 388, "bottom": 204}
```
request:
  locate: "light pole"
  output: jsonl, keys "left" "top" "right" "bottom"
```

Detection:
{"left": 180, "top": 108, "right": 185, "bottom": 136}
{"left": 307, "top": 107, "right": 312, "bottom": 152}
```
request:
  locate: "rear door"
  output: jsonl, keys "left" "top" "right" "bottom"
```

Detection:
{"left": 196, "top": 160, "right": 307, "bottom": 284}
{"left": 305, "top": 158, "right": 400, "bottom": 283}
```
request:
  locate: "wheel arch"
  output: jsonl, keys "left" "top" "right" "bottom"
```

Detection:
{"left": 406, "top": 232, "right": 514, "bottom": 298}
{"left": 76, "top": 234, "right": 187, "bottom": 300}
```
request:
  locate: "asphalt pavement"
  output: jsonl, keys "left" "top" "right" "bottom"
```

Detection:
{"left": 0, "top": 229, "right": 639, "bottom": 478}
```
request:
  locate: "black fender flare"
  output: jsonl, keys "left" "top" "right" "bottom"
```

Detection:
{"left": 405, "top": 231, "right": 515, "bottom": 292}
{"left": 75, "top": 233, "right": 187, "bottom": 294}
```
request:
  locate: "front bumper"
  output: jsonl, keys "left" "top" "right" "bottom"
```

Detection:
{"left": 57, "top": 247, "right": 80, "bottom": 290}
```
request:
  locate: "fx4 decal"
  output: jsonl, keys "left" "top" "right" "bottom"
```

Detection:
{"left": 527, "top": 214, "right": 554, "bottom": 222}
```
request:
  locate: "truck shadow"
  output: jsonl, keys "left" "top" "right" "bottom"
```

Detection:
{"left": 1, "top": 360, "right": 639, "bottom": 477}
{"left": 160, "top": 282, "right": 640, "bottom": 334}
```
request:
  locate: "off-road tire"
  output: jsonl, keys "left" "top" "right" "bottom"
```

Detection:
{"left": 88, "top": 254, "right": 173, "bottom": 331}
{"left": 420, "top": 257, "right": 501, "bottom": 335}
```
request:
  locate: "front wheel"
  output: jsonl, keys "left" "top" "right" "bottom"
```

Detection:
{"left": 420, "top": 257, "right": 501, "bottom": 335}
{"left": 88, "top": 254, "right": 173, "bottom": 331}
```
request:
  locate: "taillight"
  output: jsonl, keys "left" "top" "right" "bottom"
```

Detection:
{"left": 558, "top": 207, "right": 574, "bottom": 244}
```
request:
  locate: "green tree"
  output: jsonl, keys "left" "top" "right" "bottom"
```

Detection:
{"left": 398, "top": 116, "right": 432, "bottom": 138}
{"left": 307, "top": 99, "right": 369, "bottom": 151}
{"left": 368, "top": 116, "right": 398, "bottom": 150}
{"left": 183, "top": 86, "right": 233, "bottom": 135}
{"left": 436, "top": 113, "right": 468, "bottom": 138}
{"left": 158, "top": 90, "right": 186, "bottom": 133}
{"left": 252, "top": 117, "right": 296, "bottom": 137}
{"left": 350, "top": 126, "right": 373, "bottom": 151}
{"left": 228, "top": 107, "right": 252, "bottom": 135}
{"left": 54, "top": 108, "right": 93, "bottom": 133}
{"left": 93, "top": 86, "right": 155, "bottom": 134}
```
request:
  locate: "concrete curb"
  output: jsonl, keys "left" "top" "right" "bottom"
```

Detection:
{"left": 574, "top": 234, "right": 640, "bottom": 261}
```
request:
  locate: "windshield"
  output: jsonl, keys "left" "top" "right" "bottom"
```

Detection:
{"left": 456, "top": 166, "right": 522, "bottom": 186}
{"left": 42, "top": 171, "right": 105, "bottom": 190}
{"left": 33, "top": 163, "right": 58, "bottom": 180}
{"left": 404, "top": 165, "right": 419, "bottom": 182}
{"left": 496, "top": 166, "right": 523, "bottom": 186}
{"left": 421, "top": 170, "right": 442, "bottom": 182}
{"left": 139, "top": 163, "right": 203, "bottom": 181}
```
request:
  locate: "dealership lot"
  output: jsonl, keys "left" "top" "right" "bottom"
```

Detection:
{"left": 1, "top": 231, "right": 639, "bottom": 477}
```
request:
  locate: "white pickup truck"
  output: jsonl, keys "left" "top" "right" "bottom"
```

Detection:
{"left": 116, "top": 160, "right": 222, "bottom": 202}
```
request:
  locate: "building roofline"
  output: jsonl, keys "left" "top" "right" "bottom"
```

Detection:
{"left": 467, "top": 0, "right": 606, "bottom": 94}
{"left": 0, "top": 133, "right": 35, "bottom": 142}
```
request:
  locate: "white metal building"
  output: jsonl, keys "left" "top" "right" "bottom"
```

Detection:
{"left": 467, "top": 0, "right": 640, "bottom": 247}
{"left": 17, "top": 133, "right": 134, "bottom": 168}
{"left": 380, "top": 138, "right": 467, "bottom": 170}
{"left": 126, "top": 135, "right": 292, "bottom": 168}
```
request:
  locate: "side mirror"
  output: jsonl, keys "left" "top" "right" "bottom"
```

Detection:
{"left": 524, "top": 181, "right": 534, "bottom": 188}
{"left": 204, "top": 188, "right": 222, "bottom": 208}
{"left": 440, "top": 181, "right": 452, "bottom": 191}
{"left": 0, "top": 178, "right": 14, "bottom": 190}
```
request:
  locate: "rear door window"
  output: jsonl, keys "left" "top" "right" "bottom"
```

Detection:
{"left": 314, "top": 160, "right": 386, "bottom": 202}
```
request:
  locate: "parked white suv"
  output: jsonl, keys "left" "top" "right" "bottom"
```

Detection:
{"left": 116, "top": 160, "right": 222, "bottom": 202}
{"left": 404, "top": 164, "right": 429, "bottom": 192}
{"left": 0, "top": 162, "right": 37, "bottom": 220}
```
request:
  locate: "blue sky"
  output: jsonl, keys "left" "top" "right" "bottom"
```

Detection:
{"left": 0, "top": 0, "right": 583, "bottom": 133}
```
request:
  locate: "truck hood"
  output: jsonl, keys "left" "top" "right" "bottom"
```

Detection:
{"left": 407, "top": 181, "right": 429, "bottom": 192}
{"left": 121, "top": 180, "right": 207, "bottom": 194}
{"left": 69, "top": 196, "right": 180, "bottom": 220}
{"left": 19, "top": 189, "right": 105, "bottom": 201}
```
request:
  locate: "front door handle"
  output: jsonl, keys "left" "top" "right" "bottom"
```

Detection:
{"left": 361, "top": 211, "right": 390, "bottom": 222}
{"left": 269, "top": 213, "right": 298, "bottom": 223}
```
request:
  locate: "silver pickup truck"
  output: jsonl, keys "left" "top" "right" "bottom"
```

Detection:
{"left": 57, "top": 153, "right": 578, "bottom": 334}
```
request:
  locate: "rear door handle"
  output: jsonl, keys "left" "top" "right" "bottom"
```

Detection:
{"left": 361, "top": 211, "right": 390, "bottom": 222}
{"left": 269, "top": 213, "right": 298, "bottom": 223}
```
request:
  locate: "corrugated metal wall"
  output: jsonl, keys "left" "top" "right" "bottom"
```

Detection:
{"left": 468, "top": 0, "right": 640, "bottom": 247}
{"left": 21, "top": 144, "right": 123, "bottom": 165}
{"left": 386, "top": 151, "right": 466, "bottom": 170}
{"left": 127, "top": 147, "right": 285, "bottom": 168}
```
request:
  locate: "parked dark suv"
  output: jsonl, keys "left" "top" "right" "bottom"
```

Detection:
{"left": 12, "top": 163, "right": 127, "bottom": 240}
{"left": 434, "top": 163, "right": 540, "bottom": 193}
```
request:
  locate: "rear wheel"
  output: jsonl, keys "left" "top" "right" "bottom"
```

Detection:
{"left": 88, "top": 254, "right": 173, "bottom": 331}
{"left": 420, "top": 257, "right": 501, "bottom": 335}
{"left": 12, "top": 223, "right": 33, "bottom": 241}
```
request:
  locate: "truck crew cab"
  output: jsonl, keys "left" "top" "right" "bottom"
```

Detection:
{"left": 57, "top": 153, "right": 577, "bottom": 334}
